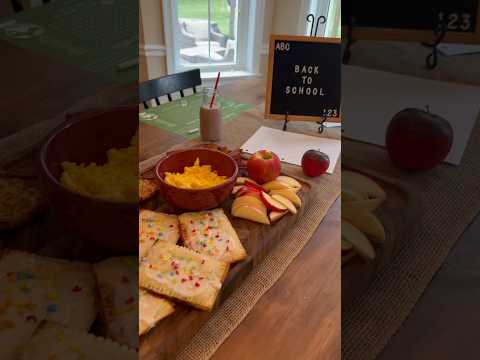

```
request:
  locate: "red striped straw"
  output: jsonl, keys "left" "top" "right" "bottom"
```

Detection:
{"left": 209, "top": 72, "right": 221, "bottom": 109}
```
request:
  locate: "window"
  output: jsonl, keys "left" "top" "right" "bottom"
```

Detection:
{"left": 299, "top": 0, "right": 341, "bottom": 37}
{"left": 163, "top": 0, "right": 265, "bottom": 78}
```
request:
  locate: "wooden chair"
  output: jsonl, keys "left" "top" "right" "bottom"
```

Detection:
{"left": 139, "top": 69, "right": 201, "bottom": 109}
{"left": 11, "top": 0, "right": 23, "bottom": 12}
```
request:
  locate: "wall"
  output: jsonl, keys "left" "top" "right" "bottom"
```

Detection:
{"left": 139, "top": 0, "right": 167, "bottom": 81}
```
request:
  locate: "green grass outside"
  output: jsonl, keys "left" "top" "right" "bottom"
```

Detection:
{"left": 177, "top": 0, "right": 232, "bottom": 36}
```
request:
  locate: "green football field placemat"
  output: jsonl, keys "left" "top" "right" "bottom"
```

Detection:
{"left": 139, "top": 93, "right": 254, "bottom": 139}
{"left": 0, "top": 0, "right": 137, "bottom": 84}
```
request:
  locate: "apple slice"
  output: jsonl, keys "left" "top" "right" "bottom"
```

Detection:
{"left": 232, "top": 205, "right": 270, "bottom": 225}
{"left": 343, "top": 170, "right": 386, "bottom": 210}
{"left": 260, "top": 191, "right": 287, "bottom": 212}
{"left": 236, "top": 185, "right": 261, "bottom": 199}
{"left": 342, "top": 199, "right": 384, "bottom": 212}
{"left": 341, "top": 238, "right": 353, "bottom": 251}
{"left": 342, "top": 250, "right": 356, "bottom": 265}
{"left": 276, "top": 176, "right": 302, "bottom": 191}
{"left": 231, "top": 185, "right": 243, "bottom": 195}
{"left": 342, "top": 207, "right": 385, "bottom": 242}
{"left": 236, "top": 177, "right": 254, "bottom": 185}
{"left": 271, "top": 194, "right": 297, "bottom": 214}
{"left": 341, "top": 189, "right": 365, "bottom": 202}
{"left": 244, "top": 179, "right": 264, "bottom": 192}
{"left": 262, "top": 180, "right": 291, "bottom": 192}
{"left": 232, "top": 195, "right": 265, "bottom": 212}
{"left": 270, "top": 188, "right": 302, "bottom": 208}
{"left": 342, "top": 219, "right": 375, "bottom": 260}
{"left": 269, "top": 210, "right": 288, "bottom": 222}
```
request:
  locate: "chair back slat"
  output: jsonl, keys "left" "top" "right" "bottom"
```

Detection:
{"left": 139, "top": 69, "right": 201, "bottom": 106}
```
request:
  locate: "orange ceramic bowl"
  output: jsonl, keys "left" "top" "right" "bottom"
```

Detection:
{"left": 38, "top": 106, "right": 138, "bottom": 255}
{"left": 155, "top": 148, "right": 238, "bottom": 211}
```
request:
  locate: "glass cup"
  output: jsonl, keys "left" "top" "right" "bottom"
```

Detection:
{"left": 200, "top": 87, "right": 223, "bottom": 142}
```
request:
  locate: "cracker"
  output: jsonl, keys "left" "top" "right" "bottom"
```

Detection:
{"left": 139, "top": 210, "right": 179, "bottom": 260}
{"left": 93, "top": 257, "right": 138, "bottom": 349}
{"left": 139, "top": 242, "right": 229, "bottom": 311}
{"left": 19, "top": 322, "right": 137, "bottom": 359}
{"left": 139, "top": 289, "right": 174, "bottom": 336}
{"left": 139, "top": 178, "right": 160, "bottom": 201}
{"left": 179, "top": 208, "right": 246, "bottom": 264}
{"left": 0, "top": 177, "right": 44, "bottom": 230}
{"left": 0, "top": 250, "right": 96, "bottom": 359}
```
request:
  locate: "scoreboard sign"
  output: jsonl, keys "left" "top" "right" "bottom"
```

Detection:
{"left": 265, "top": 35, "right": 341, "bottom": 122}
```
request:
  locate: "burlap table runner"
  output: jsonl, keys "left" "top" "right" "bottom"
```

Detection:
{"left": 342, "top": 41, "right": 480, "bottom": 359}
{"left": 163, "top": 109, "right": 341, "bottom": 359}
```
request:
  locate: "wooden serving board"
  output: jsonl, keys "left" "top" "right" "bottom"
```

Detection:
{"left": 341, "top": 164, "right": 419, "bottom": 308}
{"left": 139, "top": 160, "right": 312, "bottom": 360}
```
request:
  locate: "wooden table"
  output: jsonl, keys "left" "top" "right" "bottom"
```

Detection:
{"left": 139, "top": 78, "right": 341, "bottom": 360}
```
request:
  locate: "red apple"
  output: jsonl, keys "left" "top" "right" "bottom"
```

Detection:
{"left": 386, "top": 108, "right": 453, "bottom": 172}
{"left": 247, "top": 150, "right": 281, "bottom": 184}
{"left": 301, "top": 150, "right": 330, "bottom": 177}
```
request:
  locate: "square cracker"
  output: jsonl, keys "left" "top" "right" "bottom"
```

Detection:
{"left": 179, "top": 208, "right": 246, "bottom": 264}
{"left": 93, "top": 257, "right": 138, "bottom": 349}
{"left": 139, "top": 210, "right": 179, "bottom": 260}
{"left": 0, "top": 177, "right": 44, "bottom": 230}
{"left": 139, "top": 242, "right": 229, "bottom": 311}
{"left": 19, "top": 322, "right": 137, "bottom": 360}
{"left": 0, "top": 250, "right": 96, "bottom": 360}
{"left": 139, "top": 290, "right": 174, "bottom": 336}
{"left": 139, "top": 178, "right": 160, "bottom": 202}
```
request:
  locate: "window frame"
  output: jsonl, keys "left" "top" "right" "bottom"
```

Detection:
{"left": 297, "top": 0, "right": 334, "bottom": 37}
{"left": 163, "top": 0, "right": 265, "bottom": 78}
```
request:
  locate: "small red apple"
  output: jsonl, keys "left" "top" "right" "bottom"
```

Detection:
{"left": 247, "top": 150, "right": 281, "bottom": 184}
{"left": 386, "top": 108, "right": 453, "bottom": 172}
{"left": 301, "top": 150, "right": 330, "bottom": 177}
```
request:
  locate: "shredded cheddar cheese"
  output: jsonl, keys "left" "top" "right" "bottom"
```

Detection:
{"left": 60, "top": 132, "right": 138, "bottom": 202}
{"left": 164, "top": 158, "right": 226, "bottom": 189}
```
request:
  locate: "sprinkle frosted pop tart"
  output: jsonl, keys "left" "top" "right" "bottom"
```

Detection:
{"left": 19, "top": 322, "right": 137, "bottom": 360}
{"left": 93, "top": 257, "right": 138, "bottom": 349}
{"left": 0, "top": 250, "right": 96, "bottom": 360}
{"left": 139, "top": 289, "right": 175, "bottom": 336}
{"left": 139, "top": 210, "right": 180, "bottom": 259}
{"left": 140, "top": 242, "right": 229, "bottom": 311}
{"left": 179, "top": 208, "right": 246, "bottom": 264}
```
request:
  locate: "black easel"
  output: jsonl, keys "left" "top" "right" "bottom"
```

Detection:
{"left": 283, "top": 13, "right": 327, "bottom": 132}
{"left": 422, "top": 19, "right": 447, "bottom": 69}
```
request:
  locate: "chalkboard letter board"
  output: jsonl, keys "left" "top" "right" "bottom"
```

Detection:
{"left": 265, "top": 35, "right": 341, "bottom": 122}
